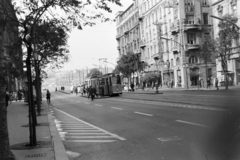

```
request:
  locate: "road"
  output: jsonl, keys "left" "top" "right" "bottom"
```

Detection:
{"left": 49, "top": 90, "right": 240, "bottom": 160}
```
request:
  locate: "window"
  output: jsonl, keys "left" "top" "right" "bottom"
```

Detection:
{"left": 202, "top": 0, "right": 208, "bottom": 6}
{"left": 232, "top": 4, "right": 237, "bottom": 16}
{"left": 171, "top": 59, "right": 173, "bottom": 66}
{"left": 185, "top": 0, "right": 194, "bottom": 5}
{"left": 189, "top": 56, "right": 198, "bottom": 64}
{"left": 203, "top": 13, "right": 208, "bottom": 25}
{"left": 187, "top": 33, "right": 196, "bottom": 44}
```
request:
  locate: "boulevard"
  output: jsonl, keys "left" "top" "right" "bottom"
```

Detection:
{"left": 48, "top": 89, "right": 240, "bottom": 160}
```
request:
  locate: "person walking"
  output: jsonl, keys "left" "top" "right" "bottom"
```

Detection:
{"left": 46, "top": 90, "right": 51, "bottom": 103}
{"left": 5, "top": 91, "right": 9, "bottom": 108}
{"left": 215, "top": 78, "right": 219, "bottom": 90}
{"left": 130, "top": 82, "right": 134, "bottom": 92}
{"left": 207, "top": 78, "right": 211, "bottom": 89}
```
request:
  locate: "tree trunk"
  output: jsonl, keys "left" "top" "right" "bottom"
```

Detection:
{"left": 0, "top": 68, "right": 15, "bottom": 160}
{"left": 222, "top": 63, "right": 229, "bottom": 90}
{"left": 0, "top": 27, "right": 16, "bottom": 160}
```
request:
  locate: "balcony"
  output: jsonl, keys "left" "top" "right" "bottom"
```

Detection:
{"left": 138, "top": 15, "right": 144, "bottom": 21}
{"left": 124, "top": 30, "right": 129, "bottom": 35}
{"left": 172, "top": 46, "right": 180, "bottom": 52}
{"left": 183, "top": 23, "right": 201, "bottom": 31}
{"left": 186, "top": 44, "right": 200, "bottom": 50}
{"left": 116, "top": 35, "right": 121, "bottom": 40}
{"left": 170, "top": 25, "right": 180, "bottom": 34}
{"left": 140, "top": 39, "right": 146, "bottom": 48}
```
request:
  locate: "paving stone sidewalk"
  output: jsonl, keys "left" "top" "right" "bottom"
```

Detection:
{"left": 7, "top": 100, "right": 69, "bottom": 160}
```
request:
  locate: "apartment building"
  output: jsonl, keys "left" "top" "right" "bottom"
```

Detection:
{"left": 138, "top": 0, "right": 176, "bottom": 87}
{"left": 0, "top": 0, "right": 23, "bottom": 91}
{"left": 116, "top": 0, "right": 219, "bottom": 88}
{"left": 212, "top": 0, "right": 240, "bottom": 86}
{"left": 116, "top": 1, "right": 140, "bottom": 56}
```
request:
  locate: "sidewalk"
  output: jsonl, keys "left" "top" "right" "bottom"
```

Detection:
{"left": 125, "top": 85, "right": 240, "bottom": 94}
{"left": 7, "top": 100, "right": 69, "bottom": 160}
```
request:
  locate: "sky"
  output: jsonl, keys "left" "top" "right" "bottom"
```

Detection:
{"left": 60, "top": 0, "right": 134, "bottom": 71}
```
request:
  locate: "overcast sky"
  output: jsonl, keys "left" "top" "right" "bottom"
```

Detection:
{"left": 60, "top": 0, "right": 133, "bottom": 71}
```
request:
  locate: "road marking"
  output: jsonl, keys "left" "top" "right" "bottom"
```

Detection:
{"left": 53, "top": 108, "right": 126, "bottom": 141}
{"left": 65, "top": 135, "right": 116, "bottom": 139}
{"left": 63, "top": 140, "right": 116, "bottom": 143}
{"left": 134, "top": 112, "right": 153, "bottom": 117}
{"left": 95, "top": 104, "right": 103, "bottom": 106}
{"left": 176, "top": 120, "right": 209, "bottom": 128}
{"left": 109, "top": 99, "right": 227, "bottom": 112}
{"left": 111, "top": 107, "right": 123, "bottom": 110}
{"left": 84, "top": 102, "right": 89, "bottom": 104}
{"left": 67, "top": 133, "right": 108, "bottom": 135}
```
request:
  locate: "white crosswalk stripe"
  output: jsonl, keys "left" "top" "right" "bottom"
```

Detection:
{"left": 52, "top": 107, "right": 126, "bottom": 143}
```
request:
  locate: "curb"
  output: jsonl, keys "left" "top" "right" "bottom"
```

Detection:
{"left": 46, "top": 103, "right": 69, "bottom": 160}
{"left": 58, "top": 91, "right": 70, "bottom": 94}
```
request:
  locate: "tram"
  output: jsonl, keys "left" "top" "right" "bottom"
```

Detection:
{"left": 84, "top": 73, "right": 122, "bottom": 97}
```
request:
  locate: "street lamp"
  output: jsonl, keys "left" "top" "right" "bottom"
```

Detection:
{"left": 210, "top": 15, "right": 240, "bottom": 30}
{"left": 154, "top": 57, "right": 160, "bottom": 93}
{"left": 160, "top": 36, "right": 188, "bottom": 89}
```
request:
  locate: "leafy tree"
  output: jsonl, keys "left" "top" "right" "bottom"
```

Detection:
{"left": 87, "top": 68, "right": 102, "bottom": 78}
{"left": 216, "top": 14, "right": 239, "bottom": 89}
{"left": 0, "top": 0, "right": 123, "bottom": 157}
{"left": 143, "top": 72, "right": 161, "bottom": 87}
{"left": 200, "top": 34, "right": 217, "bottom": 83}
{"left": 116, "top": 52, "right": 147, "bottom": 85}
{"left": 201, "top": 14, "right": 239, "bottom": 89}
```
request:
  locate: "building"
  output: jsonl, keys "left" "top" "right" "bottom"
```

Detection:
{"left": 211, "top": 0, "right": 240, "bottom": 86}
{"left": 115, "top": 0, "right": 141, "bottom": 85}
{"left": 0, "top": 0, "right": 23, "bottom": 92}
{"left": 117, "top": 0, "right": 217, "bottom": 88}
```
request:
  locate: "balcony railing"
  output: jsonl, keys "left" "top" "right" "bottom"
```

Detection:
{"left": 140, "top": 39, "right": 146, "bottom": 48}
{"left": 172, "top": 46, "right": 180, "bottom": 52}
{"left": 183, "top": 23, "right": 201, "bottom": 31}
{"left": 170, "top": 24, "right": 180, "bottom": 34}
{"left": 186, "top": 44, "right": 200, "bottom": 50}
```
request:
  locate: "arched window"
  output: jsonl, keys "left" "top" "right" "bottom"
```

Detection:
{"left": 189, "top": 56, "right": 198, "bottom": 64}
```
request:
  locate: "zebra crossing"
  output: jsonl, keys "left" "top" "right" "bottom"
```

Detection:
{"left": 50, "top": 107, "right": 126, "bottom": 143}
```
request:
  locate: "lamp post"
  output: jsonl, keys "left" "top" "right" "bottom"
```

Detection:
{"left": 154, "top": 57, "right": 160, "bottom": 93}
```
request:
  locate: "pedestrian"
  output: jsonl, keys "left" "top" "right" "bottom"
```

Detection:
{"left": 215, "top": 78, "right": 219, "bottom": 90}
{"left": 87, "top": 86, "right": 91, "bottom": 99}
{"left": 18, "top": 90, "right": 22, "bottom": 100}
{"left": 207, "top": 78, "right": 211, "bottom": 89}
{"left": 55, "top": 87, "right": 57, "bottom": 92}
{"left": 5, "top": 91, "right": 9, "bottom": 108}
{"left": 130, "top": 82, "right": 134, "bottom": 92}
{"left": 46, "top": 90, "right": 51, "bottom": 103}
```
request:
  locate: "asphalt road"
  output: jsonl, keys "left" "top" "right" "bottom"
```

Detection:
{"left": 49, "top": 91, "right": 240, "bottom": 160}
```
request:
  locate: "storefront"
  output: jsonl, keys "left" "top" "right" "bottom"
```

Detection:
{"left": 189, "top": 67, "right": 199, "bottom": 86}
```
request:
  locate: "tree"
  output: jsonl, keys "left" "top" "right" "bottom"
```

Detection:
{"left": 87, "top": 68, "right": 102, "bottom": 78}
{"left": 116, "top": 52, "right": 147, "bottom": 86}
{"left": 143, "top": 72, "right": 161, "bottom": 88}
{"left": 202, "top": 14, "right": 239, "bottom": 89}
{"left": 216, "top": 14, "right": 239, "bottom": 89}
{"left": 0, "top": 0, "right": 122, "bottom": 157}
{"left": 200, "top": 34, "right": 217, "bottom": 85}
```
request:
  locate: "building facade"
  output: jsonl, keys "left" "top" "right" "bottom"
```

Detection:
{"left": 212, "top": 0, "right": 240, "bottom": 86}
{"left": 116, "top": 0, "right": 141, "bottom": 85}
{"left": 0, "top": 0, "right": 23, "bottom": 92}
{"left": 117, "top": 0, "right": 218, "bottom": 88}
